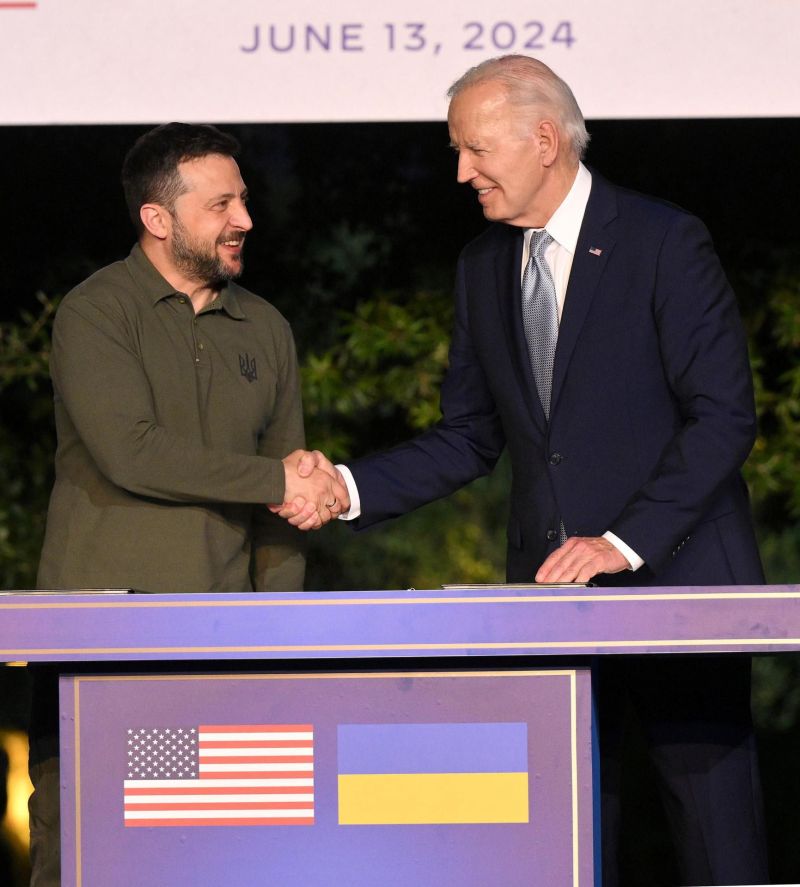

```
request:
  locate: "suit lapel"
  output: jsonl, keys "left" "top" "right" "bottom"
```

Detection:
{"left": 495, "top": 227, "right": 549, "bottom": 430}
{"left": 550, "top": 174, "right": 618, "bottom": 415}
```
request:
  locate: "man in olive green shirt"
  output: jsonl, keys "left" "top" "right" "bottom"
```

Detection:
{"left": 37, "top": 240, "right": 307, "bottom": 593}
{"left": 30, "top": 123, "right": 347, "bottom": 886}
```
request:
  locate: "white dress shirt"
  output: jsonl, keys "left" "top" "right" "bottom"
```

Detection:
{"left": 523, "top": 160, "right": 591, "bottom": 321}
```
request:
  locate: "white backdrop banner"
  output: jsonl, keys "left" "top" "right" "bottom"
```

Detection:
{"left": 1, "top": 0, "right": 798, "bottom": 124}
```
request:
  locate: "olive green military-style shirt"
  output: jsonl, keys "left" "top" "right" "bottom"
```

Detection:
{"left": 37, "top": 244, "right": 306, "bottom": 593}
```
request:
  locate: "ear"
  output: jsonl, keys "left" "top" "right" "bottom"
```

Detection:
{"left": 139, "top": 203, "right": 171, "bottom": 241}
{"left": 536, "top": 119, "right": 560, "bottom": 168}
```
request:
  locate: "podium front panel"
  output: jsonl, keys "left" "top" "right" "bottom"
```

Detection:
{"left": 60, "top": 668, "right": 594, "bottom": 887}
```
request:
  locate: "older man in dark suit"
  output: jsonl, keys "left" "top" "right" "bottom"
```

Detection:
{"left": 278, "top": 55, "right": 768, "bottom": 885}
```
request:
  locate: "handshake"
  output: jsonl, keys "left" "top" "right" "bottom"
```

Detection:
{"left": 271, "top": 449, "right": 350, "bottom": 530}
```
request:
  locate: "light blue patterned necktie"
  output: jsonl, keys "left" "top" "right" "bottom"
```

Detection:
{"left": 522, "top": 230, "right": 566, "bottom": 544}
{"left": 521, "top": 229, "right": 558, "bottom": 420}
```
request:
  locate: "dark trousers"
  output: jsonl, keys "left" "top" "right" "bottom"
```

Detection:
{"left": 28, "top": 752, "right": 60, "bottom": 887}
{"left": 27, "top": 665, "right": 61, "bottom": 887}
{"left": 598, "top": 655, "right": 769, "bottom": 886}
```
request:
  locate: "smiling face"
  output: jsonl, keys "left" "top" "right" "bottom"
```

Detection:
{"left": 448, "top": 80, "right": 563, "bottom": 229}
{"left": 166, "top": 153, "right": 253, "bottom": 287}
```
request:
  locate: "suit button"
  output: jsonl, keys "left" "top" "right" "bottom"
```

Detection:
{"left": 549, "top": 452, "right": 562, "bottom": 465}
{"left": 545, "top": 529, "right": 557, "bottom": 541}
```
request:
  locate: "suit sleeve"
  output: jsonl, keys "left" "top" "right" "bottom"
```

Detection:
{"left": 607, "top": 213, "right": 757, "bottom": 572}
{"left": 348, "top": 256, "right": 507, "bottom": 527}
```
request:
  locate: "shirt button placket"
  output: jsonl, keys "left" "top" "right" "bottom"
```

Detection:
{"left": 192, "top": 316, "right": 201, "bottom": 364}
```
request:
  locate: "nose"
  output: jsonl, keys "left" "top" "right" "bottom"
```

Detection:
{"left": 232, "top": 200, "right": 253, "bottom": 231}
{"left": 456, "top": 151, "right": 476, "bottom": 184}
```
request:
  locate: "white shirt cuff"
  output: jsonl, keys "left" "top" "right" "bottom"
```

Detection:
{"left": 335, "top": 464, "right": 361, "bottom": 520}
{"left": 603, "top": 531, "right": 644, "bottom": 571}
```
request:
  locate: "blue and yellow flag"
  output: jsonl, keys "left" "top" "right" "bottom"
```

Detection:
{"left": 337, "top": 722, "right": 529, "bottom": 825}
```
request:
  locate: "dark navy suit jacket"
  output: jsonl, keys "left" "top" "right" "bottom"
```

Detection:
{"left": 349, "top": 171, "right": 763, "bottom": 587}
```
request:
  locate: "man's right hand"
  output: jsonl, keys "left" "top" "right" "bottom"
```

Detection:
{"left": 272, "top": 450, "right": 350, "bottom": 530}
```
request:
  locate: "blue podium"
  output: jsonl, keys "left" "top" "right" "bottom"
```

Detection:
{"left": 2, "top": 584, "right": 799, "bottom": 886}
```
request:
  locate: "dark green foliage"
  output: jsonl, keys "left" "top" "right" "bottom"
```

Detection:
{"left": 0, "top": 293, "right": 57, "bottom": 589}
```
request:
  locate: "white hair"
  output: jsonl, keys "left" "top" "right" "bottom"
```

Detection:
{"left": 448, "top": 55, "right": 590, "bottom": 161}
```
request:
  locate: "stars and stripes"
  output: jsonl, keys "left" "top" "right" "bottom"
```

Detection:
{"left": 123, "top": 724, "right": 314, "bottom": 827}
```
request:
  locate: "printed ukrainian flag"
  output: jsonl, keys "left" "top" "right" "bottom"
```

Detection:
{"left": 337, "top": 722, "right": 529, "bottom": 825}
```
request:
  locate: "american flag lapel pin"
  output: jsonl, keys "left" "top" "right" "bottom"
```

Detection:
{"left": 589, "top": 246, "right": 603, "bottom": 256}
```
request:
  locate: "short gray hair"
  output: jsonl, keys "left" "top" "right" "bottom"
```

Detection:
{"left": 448, "top": 55, "right": 590, "bottom": 161}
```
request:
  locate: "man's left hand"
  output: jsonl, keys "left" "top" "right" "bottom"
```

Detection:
{"left": 535, "top": 536, "right": 629, "bottom": 583}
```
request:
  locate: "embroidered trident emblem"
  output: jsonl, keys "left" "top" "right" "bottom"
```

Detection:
{"left": 239, "top": 352, "right": 257, "bottom": 383}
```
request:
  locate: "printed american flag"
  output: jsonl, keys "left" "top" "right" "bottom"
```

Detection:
{"left": 123, "top": 724, "right": 314, "bottom": 827}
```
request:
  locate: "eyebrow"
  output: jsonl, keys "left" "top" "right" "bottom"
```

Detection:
{"left": 206, "top": 187, "right": 249, "bottom": 205}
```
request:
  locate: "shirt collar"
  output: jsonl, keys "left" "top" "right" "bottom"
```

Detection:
{"left": 127, "top": 243, "right": 247, "bottom": 320}
{"left": 526, "top": 162, "right": 592, "bottom": 254}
